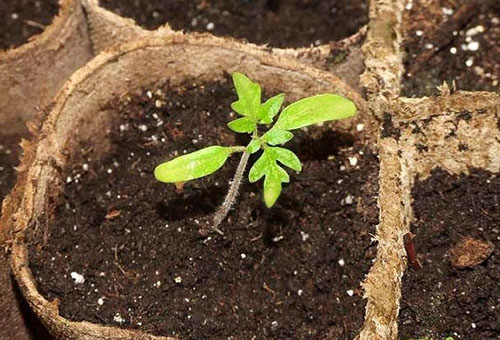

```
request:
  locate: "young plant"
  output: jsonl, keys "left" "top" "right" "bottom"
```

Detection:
{"left": 154, "top": 72, "right": 356, "bottom": 232}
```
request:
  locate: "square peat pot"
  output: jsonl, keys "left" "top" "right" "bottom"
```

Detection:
{"left": 376, "top": 91, "right": 500, "bottom": 340}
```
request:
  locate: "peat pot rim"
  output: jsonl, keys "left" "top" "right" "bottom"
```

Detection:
{"left": 0, "top": 0, "right": 76, "bottom": 61}
{"left": 8, "top": 34, "right": 374, "bottom": 340}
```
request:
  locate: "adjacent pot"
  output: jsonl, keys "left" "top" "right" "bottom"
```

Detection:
{"left": 0, "top": 0, "right": 93, "bottom": 138}
{"left": 0, "top": 1, "right": 92, "bottom": 339}
{"left": 4, "top": 35, "right": 383, "bottom": 340}
{"left": 361, "top": 90, "right": 500, "bottom": 340}
{"left": 81, "top": 0, "right": 367, "bottom": 94}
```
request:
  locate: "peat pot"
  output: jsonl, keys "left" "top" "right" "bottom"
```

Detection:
{"left": 4, "top": 35, "right": 392, "bottom": 340}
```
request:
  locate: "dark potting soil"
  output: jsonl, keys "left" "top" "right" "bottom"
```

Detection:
{"left": 100, "top": 0, "right": 368, "bottom": 48}
{"left": 29, "top": 78, "right": 379, "bottom": 340}
{"left": 399, "top": 169, "right": 500, "bottom": 340}
{"left": 0, "top": 0, "right": 59, "bottom": 50}
{"left": 0, "top": 135, "right": 22, "bottom": 215}
{"left": 402, "top": 0, "right": 500, "bottom": 97}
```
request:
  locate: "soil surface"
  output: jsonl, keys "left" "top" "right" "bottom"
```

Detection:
{"left": 0, "top": 135, "right": 22, "bottom": 215}
{"left": 29, "top": 78, "right": 379, "bottom": 340}
{"left": 100, "top": 0, "right": 368, "bottom": 48}
{"left": 0, "top": 0, "right": 59, "bottom": 50}
{"left": 399, "top": 169, "right": 500, "bottom": 340}
{"left": 402, "top": 0, "right": 500, "bottom": 97}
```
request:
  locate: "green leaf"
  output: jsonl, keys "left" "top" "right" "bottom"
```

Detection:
{"left": 274, "top": 94, "right": 356, "bottom": 131}
{"left": 259, "top": 93, "right": 285, "bottom": 124}
{"left": 274, "top": 147, "right": 302, "bottom": 172}
{"left": 261, "top": 129, "right": 293, "bottom": 146}
{"left": 248, "top": 150, "right": 270, "bottom": 183}
{"left": 231, "top": 72, "right": 261, "bottom": 119}
{"left": 227, "top": 117, "right": 256, "bottom": 133}
{"left": 248, "top": 148, "right": 291, "bottom": 207}
{"left": 247, "top": 139, "right": 261, "bottom": 154}
{"left": 274, "top": 164, "right": 290, "bottom": 183}
{"left": 264, "top": 169, "right": 282, "bottom": 208}
{"left": 154, "top": 146, "right": 231, "bottom": 183}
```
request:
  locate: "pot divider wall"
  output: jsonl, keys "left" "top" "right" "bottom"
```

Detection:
{"left": 370, "top": 90, "right": 500, "bottom": 340}
{"left": 356, "top": 0, "right": 406, "bottom": 339}
{"left": 4, "top": 34, "right": 382, "bottom": 340}
{"left": 81, "top": 0, "right": 367, "bottom": 95}
{"left": 1, "top": 1, "right": 93, "bottom": 339}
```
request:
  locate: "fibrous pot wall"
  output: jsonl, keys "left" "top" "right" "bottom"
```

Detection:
{"left": 0, "top": 0, "right": 93, "bottom": 136}
{"left": 1, "top": 1, "right": 93, "bottom": 339}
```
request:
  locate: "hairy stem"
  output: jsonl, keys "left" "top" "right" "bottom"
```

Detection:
{"left": 212, "top": 151, "right": 250, "bottom": 232}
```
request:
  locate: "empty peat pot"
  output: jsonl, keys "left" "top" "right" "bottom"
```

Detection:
{"left": 5, "top": 35, "right": 385, "bottom": 340}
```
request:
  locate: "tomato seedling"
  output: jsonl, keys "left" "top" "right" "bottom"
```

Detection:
{"left": 155, "top": 72, "right": 356, "bottom": 232}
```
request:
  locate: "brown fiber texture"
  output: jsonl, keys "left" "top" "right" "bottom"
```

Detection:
{"left": 1, "top": 1, "right": 93, "bottom": 340}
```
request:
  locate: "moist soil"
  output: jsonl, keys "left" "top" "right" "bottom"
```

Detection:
{"left": 29, "top": 77, "right": 379, "bottom": 340}
{"left": 100, "top": 0, "right": 368, "bottom": 48}
{"left": 402, "top": 0, "right": 500, "bottom": 97}
{"left": 0, "top": 0, "right": 59, "bottom": 50}
{"left": 399, "top": 169, "right": 500, "bottom": 340}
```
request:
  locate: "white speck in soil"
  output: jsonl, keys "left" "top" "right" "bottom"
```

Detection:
{"left": 465, "top": 57, "right": 474, "bottom": 67}
{"left": 300, "top": 231, "right": 310, "bottom": 242}
{"left": 272, "top": 235, "right": 284, "bottom": 243}
{"left": 297, "top": 289, "right": 303, "bottom": 296}
{"left": 113, "top": 313, "right": 125, "bottom": 324}
{"left": 348, "top": 156, "right": 358, "bottom": 166}
{"left": 97, "top": 297, "right": 104, "bottom": 305}
{"left": 174, "top": 276, "right": 182, "bottom": 284}
{"left": 450, "top": 47, "right": 457, "bottom": 54}
{"left": 344, "top": 194, "right": 354, "bottom": 205}
{"left": 138, "top": 124, "right": 148, "bottom": 132}
{"left": 356, "top": 123, "right": 365, "bottom": 132}
{"left": 346, "top": 289, "right": 354, "bottom": 297}
{"left": 415, "top": 30, "right": 423, "bottom": 37}
{"left": 467, "top": 41, "right": 479, "bottom": 51}
{"left": 70, "top": 271, "right": 85, "bottom": 284}
{"left": 240, "top": 253, "right": 246, "bottom": 259}
{"left": 206, "top": 22, "right": 215, "bottom": 30}
{"left": 442, "top": 7, "right": 453, "bottom": 16}
{"left": 338, "top": 258, "right": 345, "bottom": 266}
{"left": 66, "top": 176, "right": 72, "bottom": 183}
